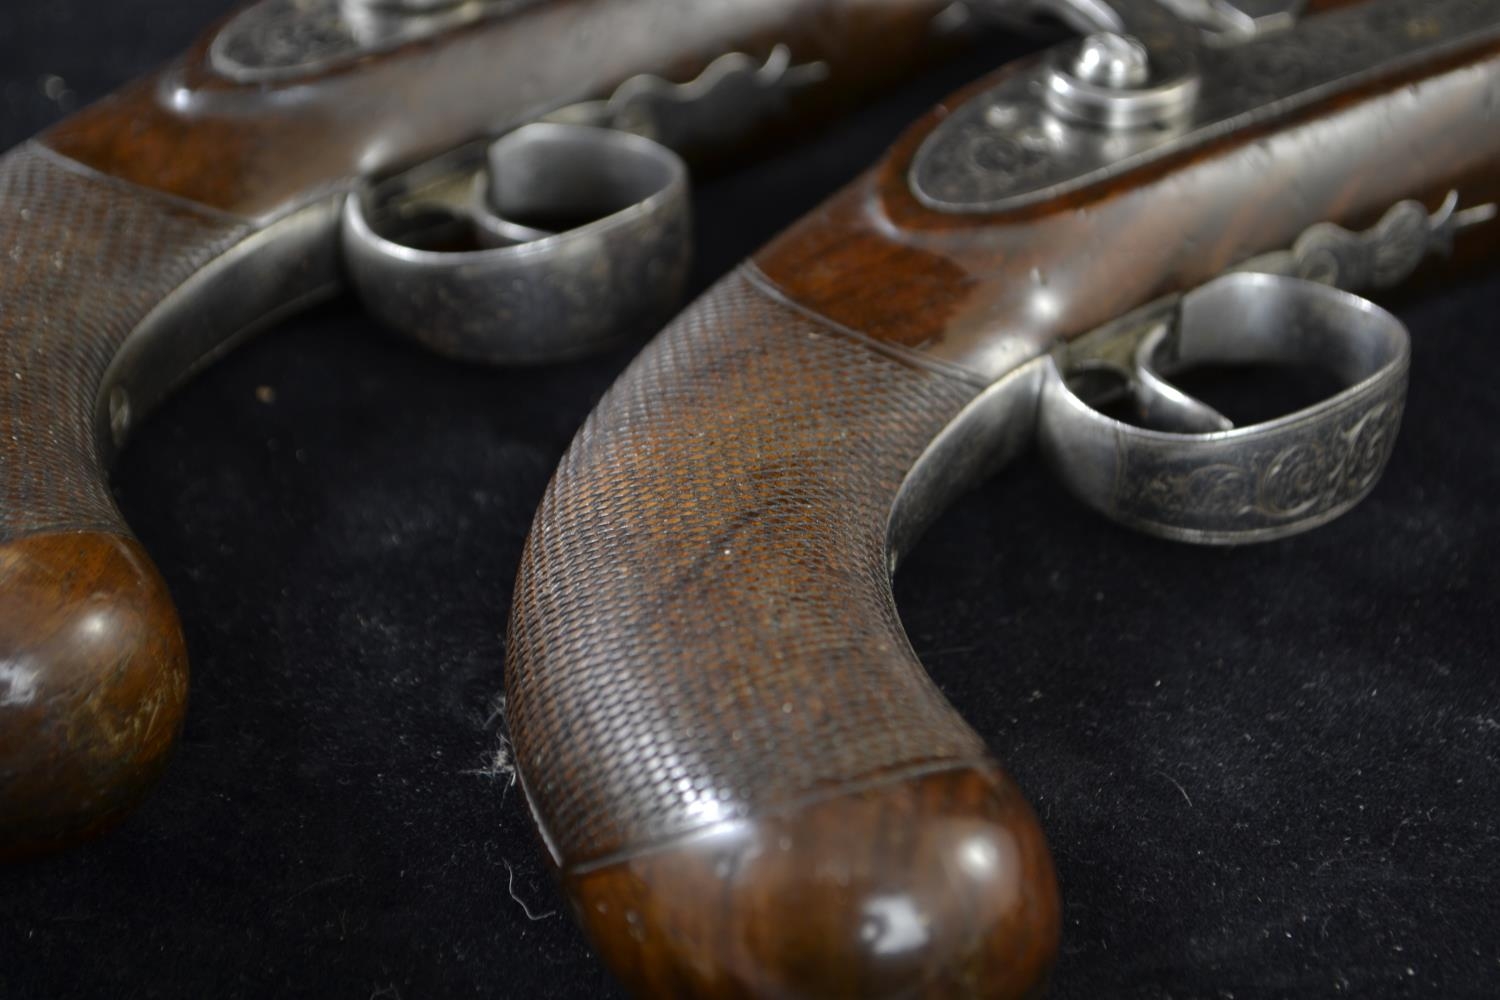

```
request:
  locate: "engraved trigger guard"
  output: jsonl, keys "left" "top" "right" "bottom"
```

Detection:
{"left": 342, "top": 122, "right": 691, "bottom": 365}
{"left": 1037, "top": 272, "right": 1411, "bottom": 544}
{"left": 339, "top": 43, "right": 837, "bottom": 366}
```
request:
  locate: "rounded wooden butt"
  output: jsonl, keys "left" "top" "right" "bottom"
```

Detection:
{"left": 0, "top": 532, "right": 189, "bottom": 859}
{"left": 567, "top": 765, "right": 1060, "bottom": 999}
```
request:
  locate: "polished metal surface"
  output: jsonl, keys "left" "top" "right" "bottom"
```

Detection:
{"left": 98, "top": 199, "right": 343, "bottom": 464}
{"left": 1157, "top": 0, "right": 1304, "bottom": 40}
{"left": 337, "top": 40, "right": 838, "bottom": 364}
{"left": 889, "top": 360, "right": 1047, "bottom": 562}
{"left": 911, "top": 0, "right": 1500, "bottom": 213}
{"left": 1042, "top": 30, "right": 1199, "bottom": 129}
{"left": 1072, "top": 32, "right": 1151, "bottom": 87}
{"left": 544, "top": 46, "right": 831, "bottom": 158}
{"left": 1038, "top": 273, "right": 1409, "bottom": 544}
{"left": 1241, "top": 192, "right": 1500, "bottom": 291}
{"left": 343, "top": 123, "right": 690, "bottom": 364}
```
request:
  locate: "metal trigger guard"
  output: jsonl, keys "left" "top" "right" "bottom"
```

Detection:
{"left": 340, "top": 44, "right": 832, "bottom": 365}
{"left": 1038, "top": 272, "right": 1411, "bottom": 544}
{"left": 342, "top": 122, "right": 690, "bottom": 364}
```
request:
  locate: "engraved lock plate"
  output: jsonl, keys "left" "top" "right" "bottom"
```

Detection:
{"left": 211, "top": 0, "right": 538, "bottom": 82}
{"left": 910, "top": 0, "right": 1500, "bottom": 213}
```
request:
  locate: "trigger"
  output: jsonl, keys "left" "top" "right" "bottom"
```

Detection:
{"left": 1130, "top": 323, "right": 1234, "bottom": 434}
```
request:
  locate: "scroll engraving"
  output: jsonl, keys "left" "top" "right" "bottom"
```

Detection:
{"left": 1121, "top": 393, "right": 1405, "bottom": 532}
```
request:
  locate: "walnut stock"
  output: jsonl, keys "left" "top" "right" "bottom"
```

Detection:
{"left": 509, "top": 2, "right": 1500, "bottom": 995}
{"left": 0, "top": 0, "right": 959, "bottom": 857}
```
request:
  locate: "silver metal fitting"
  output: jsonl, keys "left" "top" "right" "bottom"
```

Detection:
{"left": 343, "top": 123, "right": 692, "bottom": 365}
{"left": 1040, "top": 272, "right": 1411, "bottom": 544}
{"left": 1072, "top": 32, "right": 1151, "bottom": 88}
{"left": 1157, "top": 0, "right": 1304, "bottom": 41}
{"left": 1043, "top": 31, "right": 1198, "bottom": 130}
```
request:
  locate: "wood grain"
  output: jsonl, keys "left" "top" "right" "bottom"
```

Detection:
{"left": 511, "top": 5, "right": 1500, "bottom": 995}
{"left": 2, "top": 0, "right": 965, "bottom": 858}
{"left": 570, "top": 766, "right": 1058, "bottom": 1000}
{"left": 0, "top": 533, "right": 187, "bottom": 860}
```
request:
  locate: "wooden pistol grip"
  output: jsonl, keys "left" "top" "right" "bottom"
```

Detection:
{"left": 0, "top": 0, "right": 971, "bottom": 858}
{"left": 508, "top": 9, "right": 1500, "bottom": 994}
{"left": 0, "top": 144, "right": 255, "bottom": 857}
{"left": 507, "top": 272, "right": 1060, "bottom": 998}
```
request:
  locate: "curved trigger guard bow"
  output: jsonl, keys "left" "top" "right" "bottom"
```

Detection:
{"left": 1036, "top": 191, "right": 1496, "bottom": 544}
{"left": 340, "top": 45, "right": 833, "bottom": 365}
{"left": 1039, "top": 271, "right": 1411, "bottom": 543}
{"left": 343, "top": 123, "right": 692, "bottom": 365}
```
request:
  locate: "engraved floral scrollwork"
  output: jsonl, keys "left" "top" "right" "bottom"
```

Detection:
{"left": 1254, "top": 401, "right": 1400, "bottom": 517}
{"left": 1258, "top": 441, "right": 1328, "bottom": 518}
{"left": 1115, "top": 390, "right": 1406, "bottom": 536}
{"left": 1139, "top": 463, "right": 1253, "bottom": 519}
{"left": 1345, "top": 402, "right": 1401, "bottom": 494}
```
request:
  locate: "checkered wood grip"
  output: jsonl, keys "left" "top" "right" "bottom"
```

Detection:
{"left": 507, "top": 269, "right": 993, "bottom": 866}
{"left": 0, "top": 143, "right": 250, "bottom": 856}
{"left": 0, "top": 143, "right": 250, "bottom": 542}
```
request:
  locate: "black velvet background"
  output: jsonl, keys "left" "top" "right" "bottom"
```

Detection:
{"left": 2, "top": 3, "right": 1497, "bottom": 998}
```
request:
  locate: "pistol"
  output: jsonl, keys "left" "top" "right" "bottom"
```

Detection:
{"left": 507, "top": 0, "right": 1500, "bottom": 995}
{"left": 0, "top": 0, "right": 976, "bottom": 857}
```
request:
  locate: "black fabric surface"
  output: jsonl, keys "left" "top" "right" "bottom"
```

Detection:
{"left": 2, "top": 3, "right": 1497, "bottom": 998}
